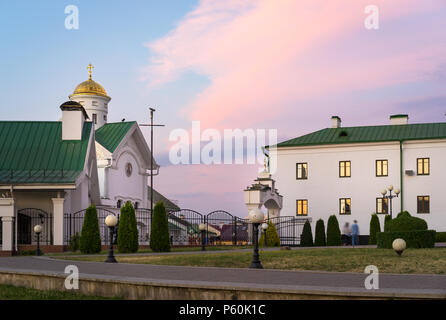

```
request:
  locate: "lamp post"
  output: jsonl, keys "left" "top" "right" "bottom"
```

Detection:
{"left": 34, "top": 225, "right": 42, "bottom": 256}
{"left": 199, "top": 223, "right": 206, "bottom": 251}
{"left": 380, "top": 185, "right": 400, "bottom": 219}
{"left": 105, "top": 215, "right": 118, "bottom": 263}
{"left": 248, "top": 208, "right": 265, "bottom": 269}
{"left": 261, "top": 223, "right": 268, "bottom": 247}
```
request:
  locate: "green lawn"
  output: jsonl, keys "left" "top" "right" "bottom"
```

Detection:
{"left": 0, "top": 284, "right": 120, "bottom": 300}
{"left": 60, "top": 247, "right": 446, "bottom": 275}
{"left": 49, "top": 245, "right": 251, "bottom": 256}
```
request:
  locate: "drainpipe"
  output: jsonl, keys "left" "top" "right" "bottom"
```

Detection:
{"left": 400, "top": 140, "right": 404, "bottom": 212}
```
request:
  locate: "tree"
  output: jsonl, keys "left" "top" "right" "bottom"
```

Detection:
{"left": 314, "top": 219, "right": 326, "bottom": 246}
{"left": 117, "top": 201, "right": 139, "bottom": 253}
{"left": 369, "top": 214, "right": 381, "bottom": 244}
{"left": 300, "top": 220, "right": 313, "bottom": 247}
{"left": 150, "top": 201, "right": 171, "bottom": 252}
{"left": 259, "top": 221, "right": 280, "bottom": 247}
{"left": 326, "top": 215, "right": 342, "bottom": 246}
{"left": 79, "top": 205, "right": 102, "bottom": 254}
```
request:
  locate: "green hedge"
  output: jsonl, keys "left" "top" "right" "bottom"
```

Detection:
{"left": 376, "top": 230, "right": 436, "bottom": 249}
{"left": 369, "top": 214, "right": 381, "bottom": 245}
{"left": 79, "top": 205, "right": 102, "bottom": 254}
{"left": 326, "top": 215, "right": 342, "bottom": 246}
{"left": 384, "top": 214, "right": 392, "bottom": 232}
{"left": 435, "top": 232, "right": 446, "bottom": 242}
{"left": 117, "top": 201, "right": 139, "bottom": 253}
{"left": 314, "top": 219, "right": 326, "bottom": 246}
{"left": 387, "top": 211, "right": 427, "bottom": 232}
{"left": 300, "top": 220, "right": 313, "bottom": 247}
{"left": 259, "top": 221, "right": 280, "bottom": 247}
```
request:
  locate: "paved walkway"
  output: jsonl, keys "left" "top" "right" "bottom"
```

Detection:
{"left": 0, "top": 255, "right": 445, "bottom": 298}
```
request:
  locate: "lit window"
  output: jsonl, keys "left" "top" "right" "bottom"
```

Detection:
{"left": 376, "top": 198, "right": 388, "bottom": 214}
{"left": 376, "top": 160, "right": 388, "bottom": 177}
{"left": 339, "top": 198, "right": 351, "bottom": 215}
{"left": 417, "top": 158, "right": 429, "bottom": 175}
{"left": 417, "top": 196, "right": 430, "bottom": 213}
{"left": 296, "top": 200, "right": 308, "bottom": 216}
{"left": 296, "top": 163, "right": 308, "bottom": 180}
{"left": 339, "top": 161, "right": 351, "bottom": 177}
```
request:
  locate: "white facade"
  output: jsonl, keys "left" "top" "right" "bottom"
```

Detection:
{"left": 269, "top": 121, "right": 446, "bottom": 236}
{"left": 70, "top": 94, "right": 111, "bottom": 129}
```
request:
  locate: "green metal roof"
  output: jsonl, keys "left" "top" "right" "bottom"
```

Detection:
{"left": 148, "top": 186, "right": 180, "bottom": 211}
{"left": 274, "top": 122, "right": 446, "bottom": 148}
{"left": 0, "top": 121, "right": 92, "bottom": 184}
{"left": 95, "top": 122, "right": 135, "bottom": 153}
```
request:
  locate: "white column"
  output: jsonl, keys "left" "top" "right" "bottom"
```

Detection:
{"left": 1, "top": 217, "right": 14, "bottom": 251}
{"left": 52, "top": 197, "right": 65, "bottom": 246}
{"left": 0, "top": 198, "right": 15, "bottom": 252}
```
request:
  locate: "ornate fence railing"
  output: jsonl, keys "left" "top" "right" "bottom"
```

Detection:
{"left": 64, "top": 207, "right": 310, "bottom": 247}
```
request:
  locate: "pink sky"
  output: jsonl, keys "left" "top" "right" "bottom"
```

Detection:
{"left": 145, "top": 0, "right": 446, "bottom": 215}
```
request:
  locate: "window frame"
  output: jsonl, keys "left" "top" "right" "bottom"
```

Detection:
{"left": 296, "top": 163, "right": 308, "bottom": 180}
{"left": 376, "top": 197, "right": 389, "bottom": 214}
{"left": 417, "top": 195, "right": 430, "bottom": 214}
{"left": 339, "top": 161, "right": 351, "bottom": 178}
{"left": 417, "top": 158, "right": 430, "bottom": 176}
{"left": 92, "top": 113, "right": 97, "bottom": 125}
{"left": 339, "top": 198, "right": 352, "bottom": 215}
{"left": 296, "top": 199, "right": 308, "bottom": 216}
{"left": 376, "top": 159, "right": 388, "bottom": 177}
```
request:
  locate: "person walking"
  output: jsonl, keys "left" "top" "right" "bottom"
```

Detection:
{"left": 342, "top": 222, "right": 351, "bottom": 246}
{"left": 351, "top": 220, "right": 360, "bottom": 247}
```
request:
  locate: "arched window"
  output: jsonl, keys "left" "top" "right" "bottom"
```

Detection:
{"left": 117, "top": 200, "right": 122, "bottom": 208}
{"left": 134, "top": 202, "right": 139, "bottom": 209}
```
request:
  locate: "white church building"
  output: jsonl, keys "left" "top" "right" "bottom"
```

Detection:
{"left": 247, "top": 115, "right": 445, "bottom": 242}
{"left": 0, "top": 66, "right": 177, "bottom": 255}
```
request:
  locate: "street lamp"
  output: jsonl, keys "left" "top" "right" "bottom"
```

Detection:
{"left": 105, "top": 215, "right": 118, "bottom": 263}
{"left": 199, "top": 223, "right": 206, "bottom": 251}
{"left": 261, "top": 223, "right": 268, "bottom": 247}
{"left": 248, "top": 208, "right": 265, "bottom": 269}
{"left": 380, "top": 185, "right": 400, "bottom": 219}
{"left": 34, "top": 225, "right": 42, "bottom": 256}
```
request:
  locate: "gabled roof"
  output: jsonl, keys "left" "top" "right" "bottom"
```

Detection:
{"left": 273, "top": 122, "right": 446, "bottom": 148}
{"left": 148, "top": 186, "right": 180, "bottom": 211}
{"left": 0, "top": 121, "right": 92, "bottom": 184}
{"left": 95, "top": 121, "right": 136, "bottom": 153}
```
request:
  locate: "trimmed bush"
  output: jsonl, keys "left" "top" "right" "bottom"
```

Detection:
{"left": 369, "top": 214, "right": 381, "bottom": 245}
{"left": 377, "top": 230, "right": 436, "bottom": 248}
{"left": 300, "top": 220, "right": 313, "bottom": 247}
{"left": 387, "top": 211, "right": 427, "bottom": 232}
{"left": 117, "top": 201, "right": 139, "bottom": 253}
{"left": 68, "top": 233, "right": 80, "bottom": 252}
{"left": 326, "top": 215, "right": 342, "bottom": 246}
{"left": 150, "top": 201, "right": 171, "bottom": 252}
{"left": 314, "top": 219, "right": 326, "bottom": 246}
{"left": 79, "top": 205, "right": 102, "bottom": 254}
{"left": 384, "top": 214, "right": 392, "bottom": 232}
{"left": 259, "top": 221, "right": 280, "bottom": 247}
{"left": 435, "top": 232, "right": 446, "bottom": 243}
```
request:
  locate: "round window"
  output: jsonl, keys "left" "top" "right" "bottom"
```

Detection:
{"left": 125, "top": 162, "right": 133, "bottom": 177}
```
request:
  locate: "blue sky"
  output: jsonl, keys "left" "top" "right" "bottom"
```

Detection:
{"left": 1, "top": 1, "right": 446, "bottom": 215}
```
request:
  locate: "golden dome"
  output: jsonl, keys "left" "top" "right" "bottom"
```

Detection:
{"left": 70, "top": 64, "right": 109, "bottom": 98}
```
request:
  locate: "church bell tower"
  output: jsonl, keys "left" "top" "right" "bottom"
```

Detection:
{"left": 69, "top": 64, "right": 111, "bottom": 128}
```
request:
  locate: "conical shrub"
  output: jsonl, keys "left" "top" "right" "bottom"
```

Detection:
{"left": 369, "top": 214, "right": 381, "bottom": 244}
{"left": 384, "top": 214, "right": 392, "bottom": 232}
{"left": 259, "top": 221, "right": 280, "bottom": 247}
{"left": 150, "top": 201, "right": 171, "bottom": 252}
{"left": 80, "top": 205, "right": 102, "bottom": 254}
{"left": 300, "top": 220, "right": 313, "bottom": 247}
{"left": 117, "top": 201, "right": 139, "bottom": 253}
{"left": 326, "top": 215, "right": 342, "bottom": 246}
{"left": 314, "top": 219, "right": 326, "bottom": 246}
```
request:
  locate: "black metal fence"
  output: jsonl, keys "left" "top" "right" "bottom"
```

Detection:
{"left": 16, "top": 208, "right": 53, "bottom": 245}
{"left": 63, "top": 207, "right": 310, "bottom": 247}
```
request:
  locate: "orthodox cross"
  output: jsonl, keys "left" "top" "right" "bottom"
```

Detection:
{"left": 87, "top": 63, "right": 94, "bottom": 80}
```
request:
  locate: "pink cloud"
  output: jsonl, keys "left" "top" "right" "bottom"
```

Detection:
{"left": 144, "top": 0, "right": 446, "bottom": 131}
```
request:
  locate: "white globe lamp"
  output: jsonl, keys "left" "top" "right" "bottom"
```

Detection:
{"left": 392, "top": 238, "right": 406, "bottom": 257}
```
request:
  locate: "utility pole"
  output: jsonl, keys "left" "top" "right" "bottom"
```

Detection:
{"left": 140, "top": 108, "right": 164, "bottom": 218}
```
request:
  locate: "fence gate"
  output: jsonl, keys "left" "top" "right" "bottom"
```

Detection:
{"left": 167, "top": 209, "right": 203, "bottom": 246}
{"left": 268, "top": 216, "right": 309, "bottom": 246}
{"left": 17, "top": 208, "right": 53, "bottom": 245}
{"left": 205, "top": 210, "right": 236, "bottom": 246}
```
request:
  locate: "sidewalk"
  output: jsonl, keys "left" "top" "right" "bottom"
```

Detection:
{"left": 0, "top": 256, "right": 445, "bottom": 299}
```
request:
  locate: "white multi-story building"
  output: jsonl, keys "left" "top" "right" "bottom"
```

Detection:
{"left": 268, "top": 115, "right": 446, "bottom": 237}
